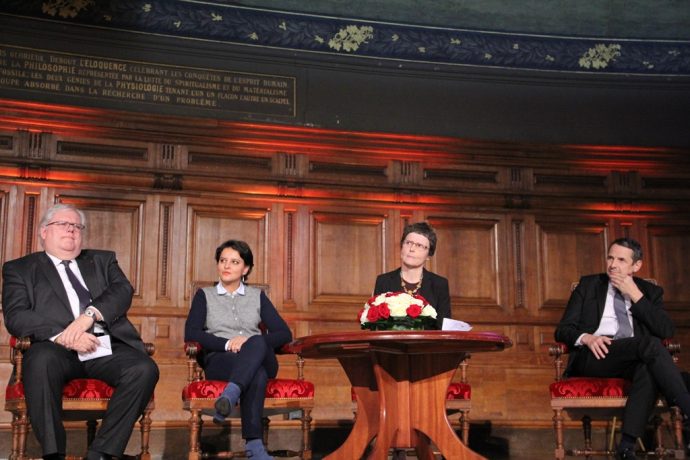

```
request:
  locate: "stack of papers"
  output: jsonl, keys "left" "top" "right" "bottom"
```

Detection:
{"left": 442, "top": 318, "right": 473, "bottom": 331}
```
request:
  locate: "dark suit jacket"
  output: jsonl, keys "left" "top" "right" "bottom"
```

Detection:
{"left": 2, "top": 249, "right": 145, "bottom": 353}
{"left": 554, "top": 273, "right": 674, "bottom": 376}
{"left": 374, "top": 268, "right": 451, "bottom": 329}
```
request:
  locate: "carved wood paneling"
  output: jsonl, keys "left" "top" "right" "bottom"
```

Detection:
{"left": 648, "top": 224, "right": 690, "bottom": 308}
{"left": 56, "top": 195, "right": 145, "bottom": 298}
{"left": 187, "top": 203, "right": 269, "bottom": 298}
{"left": 0, "top": 191, "right": 5, "bottom": 280}
{"left": 311, "top": 212, "right": 385, "bottom": 302}
{"left": 157, "top": 202, "right": 173, "bottom": 300}
{"left": 537, "top": 220, "right": 608, "bottom": 309}
{"left": 429, "top": 216, "right": 503, "bottom": 310}
{"left": 22, "top": 193, "right": 38, "bottom": 256}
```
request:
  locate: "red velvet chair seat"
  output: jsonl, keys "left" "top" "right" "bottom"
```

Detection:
{"left": 6, "top": 378, "right": 117, "bottom": 402}
{"left": 182, "top": 378, "right": 315, "bottom": 400}
{"left": 446, "top": 382, "right": 472, "bottom": 400}
{"left": 549, "top": 377, "right": 629, "bottom": 399}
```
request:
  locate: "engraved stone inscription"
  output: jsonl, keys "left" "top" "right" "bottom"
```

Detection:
{"left": 0, "top": 45, "right": 295, "bottom": 117}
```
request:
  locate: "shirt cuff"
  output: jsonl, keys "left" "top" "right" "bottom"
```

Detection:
{"left": 575, "top": 333, "right": 586, "bottom": 346}
{"left": 86, "top": 306, "right": 104, "bottom": 322}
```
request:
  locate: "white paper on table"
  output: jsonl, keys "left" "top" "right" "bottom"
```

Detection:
{"left": 442, "top": 318, "right": 473, "bottom": 331}
{"left": 78, "top": 334, "right": 113, "bottom": 361}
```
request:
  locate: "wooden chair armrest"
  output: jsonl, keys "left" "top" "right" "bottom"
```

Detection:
{"left": 458, "top": 354, "right": 470, "bottom": 384}
{"left": 549, "top": 342, "right": 569, "bottom": 381}
{"left": 183, "top": 341, "right": 204, "bottom": 383}
{"left": 185, "top": 341, "right": 201, "bottom": 359}
{"left": 9, "top": 336, "right": 30, "bottom": 384}
{"left": 144, "top": 342, "right": 155, "bottom": 356}
{"left": 663, "top": 339, "right": 681, "bottom": 365}
{"left": 549, "top": 342, "right": 568, "bottom": 358}
{"left": 278, "top": 342, "right": 306, "bottom": 381}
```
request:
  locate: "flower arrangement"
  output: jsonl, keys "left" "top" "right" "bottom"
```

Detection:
{"left": 359, "top": 291, "right": 437, "bottom": 330}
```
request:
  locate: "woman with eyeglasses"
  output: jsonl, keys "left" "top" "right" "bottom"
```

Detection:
{"left": 373, "top": 221, "right": 451, "bottom": 329}
{"left": 184, "top": 239, "right": 291, "bottom": 460}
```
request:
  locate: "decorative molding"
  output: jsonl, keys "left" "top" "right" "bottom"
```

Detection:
{"left": 17, "top": 130, "right": 51, "bottom": 160}
{"left": 23, "top": 194, "right": 37, "bottom": 255}
{"left": 387, "top": 160, "right": 422, "bottom": 185}
{"left": 309, "top": 161, "right": 386, "bottom": 178}
{"left": 273, "top": 152, "right": 307, "bottom": 177}
{"left": 57, "top": 141, "right": 148, "bottom": 161}
{"left": 424, "top": 168, "right": 497, "bottom": 183}
{"left": 1, "top": 1, "right": 688, "bottom": 75}
{"left": 0, "top": 134, "right": 12, "bottom": 151}
{"left": 512, "top": 220, "right": 525, "bottom": 309}
{"left": 158, "top": 202, "right": 172, "bottom": 298}
{"left": 153, "top": 173, "right": 183, "bottom": 190}
{"left": 19, "top": 163, "right": 48, "bottom": 181}
{"left": 534, "top": 174, "right": 607, "bottom": 187}
{"left": 285, "top": 211, "right": 294, "bottom": 301}
{"left": 188, "top": 151, "right": 271, "bottom": 170}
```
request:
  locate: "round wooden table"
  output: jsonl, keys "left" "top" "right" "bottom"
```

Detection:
{"left": 289, "top": 330, "right": 512, "bottom": 460}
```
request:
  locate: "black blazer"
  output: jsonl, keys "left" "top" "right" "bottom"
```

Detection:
{"left": 373, "top": 268, "right": 451, "bottom": 329}
{"left": 555, "top": 273, "right": 674, "bottom": 375}
{"left": 2, "top": 250, "right": 146, "bottom": 353}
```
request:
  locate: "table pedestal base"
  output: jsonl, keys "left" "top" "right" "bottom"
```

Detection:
{"left": 326, "top": 352, "right": 485, "bottom": 460}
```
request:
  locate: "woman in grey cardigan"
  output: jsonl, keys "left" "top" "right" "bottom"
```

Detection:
{"left": 185, "top": 239, "right": 291, "bottom": 460}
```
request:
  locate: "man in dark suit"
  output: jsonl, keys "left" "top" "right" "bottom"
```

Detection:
{"left": 555, "top": 237, "right": 690, "bottom": 460}
{"left": 2, "top": 203, "right": 159, "bottom": 460}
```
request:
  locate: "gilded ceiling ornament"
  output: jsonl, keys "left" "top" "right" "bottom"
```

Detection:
{"left": 42, "top": 0, "right": 93, "bottom": 18}
{"left": 328, "top": 25, "right": 374, "bottom": 52}
{"left": 578, "top": 43, "right": 622, "bottom": 69}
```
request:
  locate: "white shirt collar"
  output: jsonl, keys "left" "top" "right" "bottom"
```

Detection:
{"left": 46, "top": 252, "right": 72, "bottom": 267}
{"left": 216, "top": 281, "right": 245, "bottom": 296}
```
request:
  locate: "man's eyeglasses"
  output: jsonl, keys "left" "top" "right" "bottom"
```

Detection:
{"left": 46, "top": 221, "right": 86, "bottom": 232}
{"left": 403, "top": 240, "right": 429, "bottom": 250}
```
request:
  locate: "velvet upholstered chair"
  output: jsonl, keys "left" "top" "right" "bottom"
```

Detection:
{"left": 4, "top": 336, "right": 155, "bottom": 460}
{"left": 181, "top": 282, "right": 314, "bottom": 460}
{"left": 549, "top": 281, "right": 685, "bottom": 460}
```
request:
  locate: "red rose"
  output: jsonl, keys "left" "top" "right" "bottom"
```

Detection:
{"left": 378, "top": 303, "right": 390, "bottom": 319}
{"left": 406, "top": 304, "right": 422, "bottom": 318}
{"left": 413, "top": 294, "right": 429, "bottom": 305}
{"left": 367, "top": 305, "right": 381, "bottom": 322}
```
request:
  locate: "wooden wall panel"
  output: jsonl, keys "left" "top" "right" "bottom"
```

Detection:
{"left": 58, "top": 195, "right": 144, "bottom": 297}
{"left": 430, "top": 217, "right": 503, "bottom": 310}
{"left": 537, "top": 220, "right": 609, "bottom": 310}
{"left": 0, "top": 191, "right": 5, "bottom": 274}
{"left": 311, "top": 212, "right": 385, "bottom": 301}
{"left": 186, "top": 203, "right": 270, "bottom": 296}
{"left": 648, "top": 224, "right": 690, "bottom": 308}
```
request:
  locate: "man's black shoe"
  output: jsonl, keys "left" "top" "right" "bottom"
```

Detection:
{"left": 616, "top": 446, "right": 638, "bottom": 460}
